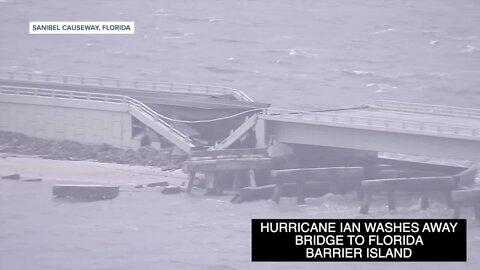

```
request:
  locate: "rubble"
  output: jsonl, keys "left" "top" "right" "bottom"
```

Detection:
{"left": 0, "top": 131, "right": 183, "bottom": 168}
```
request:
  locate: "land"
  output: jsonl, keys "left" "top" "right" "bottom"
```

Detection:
{"left": 0, "top": 154, "right": 186, "bottom": 186}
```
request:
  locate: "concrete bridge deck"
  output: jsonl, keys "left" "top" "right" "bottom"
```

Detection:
{"left": 1, "top": 72, "right": 479, "bottom": 162}
{"left": 0, "top": 72, "right": 269, "bottom": 112}
{"left": 257, "top": 101, "right": 480, "bottom": 162}
{"left": 0, "top": 72, "right": 269, "bottom": 149}
{"left": 263, "top": 102, "right": 480, "bottom": 139}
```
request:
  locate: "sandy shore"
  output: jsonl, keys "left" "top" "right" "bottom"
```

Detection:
{"left": 0, "top": 154, "right": 187, "bottom": 187}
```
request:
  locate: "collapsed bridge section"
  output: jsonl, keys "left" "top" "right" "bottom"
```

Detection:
{"left": 0, "top": 72, "right": 269, "bottom": 153}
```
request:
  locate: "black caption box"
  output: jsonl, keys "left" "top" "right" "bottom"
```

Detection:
{"left": 252, "top": 219, "right": 466, "bottom": 262}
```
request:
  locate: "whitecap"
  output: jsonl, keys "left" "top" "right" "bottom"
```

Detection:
{"left": 367, "top": 83, "right": 398, "bottom": 93}
{"left": 227, "top": 57, "right": 238, "bottom": 63}
{"left": 32, "top": 70, "right": 43, "bottom": 74}
{"left": 85, "top": 43, "right": 94, "bottom": 47}
{"left": 154, "top": 9, "right": 170, "bottom": 17}
{"left": 372, "top": 28, "right": 397, "bottom": 35}
{"left": 429, "top": 40, "right": 439, "bottom": 45}
{"left": 287, "top": 48, "right": 319, "bottom": 58}
{"left": 208, "top": 18, "right": 224, "bottom": 23}
{"left": 162, "top": 32, "right": 193, "bottom": 39}
{"left": 288, "top": 49, "right": 299, "bottom": 56}
{"left": 461, "top": 44, "right": 477, "bottom": 53}
{"left": 352, "top": 70, "right": 371, "bottom": 75}
{"left": 154, "top": 9, "right": 167, "bottom": 14}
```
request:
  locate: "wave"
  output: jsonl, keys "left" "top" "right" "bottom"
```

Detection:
{"left": 461, "top": 44, "right": 478, "bottom": 53}
{"left": 208, "top": 18, "right": 224, "bottom": 23}
{"left": 423, "top": 30, "right": 479, "bottom": 41}
{"left": 108, "top": 51, "right": 152, "bottom": 61}
{"left": 366, "top": 83, "right": 398, "bottom": 93}
{"left": 287, "top": 48, "right": 320, "bottom": 59}
{"left": 204, "top": 66, "right": 243, "bottom": 74}
{"left": 227, "top": 57, "right": 239, "bottom": 63}
{"left": 153, "top": 9, "right": 170, "bottom": 17}
{"left": 288, "top": 49, "right": 299, "bottom": 56}
{"left": 214, "top": 38, "right": 257, "bottom": 44}
{"left": 162, "top": 32, "right": 193, "bottom": 39}
{"left": 397, "top": 72, "right": 450, "bottom": 79}
{"left": 157, "top": 13, "right": 224, "bottom": 23}
{"left": 371, "top": 28, "right": 397, "bottom": 35}
{"left": 344, "top": 69, "right": 373, "bottom": 76}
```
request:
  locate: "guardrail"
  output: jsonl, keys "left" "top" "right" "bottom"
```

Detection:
{"left": 263, "top": 108, "right": 480, "bottom": 139}
{"left": 0, "top": 71, "right": 253, "bottom": 102}
{"left": 373, "top": 100, "right": 480, "bottom": 118}
{"left": 0, "top": 85, "right": 195, "bottom": 146}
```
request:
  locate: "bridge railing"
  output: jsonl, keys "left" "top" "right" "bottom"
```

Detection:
{"left": 373, "top": 100, "right": 480, "bottom": 118}
{"left": 0, "top": 71, "right": 253, "bottom": 102}
{"left": 263, "top": 108, "right": 480, "bottom": 139}
{"left": 0, "top": 85, "right": 194, "bottom": 145}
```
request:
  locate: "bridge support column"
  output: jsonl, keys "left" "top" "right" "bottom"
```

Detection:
{"left": 255, "top": 118, "right": 267, "bottom": 148}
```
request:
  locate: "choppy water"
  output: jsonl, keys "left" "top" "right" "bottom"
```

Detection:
{"left": 1, "top": 180, "right": 480, "bottom": 270}
{"left": 1, "top": 0, "right": 480, "bottom": 269}
{"left": 1, "top": 0, "right": 480, "bottom": 108}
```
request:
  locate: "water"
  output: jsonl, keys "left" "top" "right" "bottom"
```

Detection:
{"left": 1, "top": 0, "right": 480, "bottom": 269}
{"left": 1, "top": 0, "right": 480, "bottom": 109}
{"left": 1, "top": 180, "right": 480, "bottom": 270}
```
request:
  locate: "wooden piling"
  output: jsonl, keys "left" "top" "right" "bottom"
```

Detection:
{"left": 186, "top": 171, "right": 196, "bottom": 193}
{"left": 421, "top": 195, "right": 430, "bottom": 210}
{"left": 387, "top": 188, "right": 396, "bottom": 211}
{"left": 296, "top": 180, "right": 305, "bottom": 204}
{"left": 359, "top": 191, "right": 372, "bottom": 214}
{"left": 272, "top": 183, "right": 283, "bottom": 204}
{"left": 360, "top": 176, "right": 457, "bottom": 214}
{"left": 451, "top": 189, "right": 480, "bottom": 220}
{"left": 270, "top": 167, "right": 364, "bottom": 204}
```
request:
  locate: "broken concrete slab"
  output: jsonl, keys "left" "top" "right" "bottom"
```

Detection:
{"left": 22, "top": 178, "right": 42, "bottom": 182}
{"left": 52, "top": 184, "right": 120, "bottom": 201}
{"left": 162, "top": 186, "right": 182, "bottom": 194}
{"left": 146, "top": 181, "right": 169, "bottom": 187}
{"left": 2, "top": 173, "right": 20, "bottom": 180}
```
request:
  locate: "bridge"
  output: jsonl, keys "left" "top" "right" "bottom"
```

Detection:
{"left": 0, "top": 72, "right": 479, "bottom": 162}
{"left": 0, "top": 72, "right": 268, "bottom": 152}
{"left": 255, "top": 101, "right": 480, "bottom": 162}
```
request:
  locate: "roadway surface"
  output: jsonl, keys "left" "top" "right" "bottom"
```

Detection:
{"left": 260, "top": 102, "right": 480, "bottom": 161}
{"left": 0, "top": 78, "right": 270, "bottom": 111}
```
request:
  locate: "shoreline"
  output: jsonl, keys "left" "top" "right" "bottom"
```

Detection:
{"left": 0, "top": 153, "right": 187, "bottom": 187}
